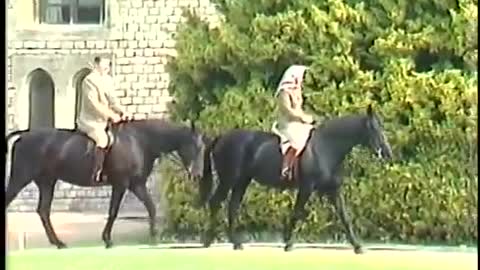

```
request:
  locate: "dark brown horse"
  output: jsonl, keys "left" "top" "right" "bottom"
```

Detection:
{"left": 199, "top": 105, "right": 393, "bottom": 254}
{"left": 5, "top": 119, "right": 205, "bottom": 249}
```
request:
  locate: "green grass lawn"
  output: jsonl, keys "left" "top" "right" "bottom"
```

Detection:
{"left": 7, "top": 245, "right": 477, "bottom": 270}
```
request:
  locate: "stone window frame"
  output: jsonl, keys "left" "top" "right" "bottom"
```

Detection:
{"left": 38, "top": 0, "right": 106, "bottom": 26}
{"left": 11, "top": 0, "right": 122, "bottom": 41}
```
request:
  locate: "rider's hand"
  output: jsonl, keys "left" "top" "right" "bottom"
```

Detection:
{"left": 110, "top": 113, "right": 122, "bottom": 123}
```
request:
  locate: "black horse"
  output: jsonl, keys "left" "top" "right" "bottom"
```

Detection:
{"left": 5, "top": 119, "right": 205, "bottom": 249}
{"left": 199, "top": 105, "right": 393, "bottom": 254}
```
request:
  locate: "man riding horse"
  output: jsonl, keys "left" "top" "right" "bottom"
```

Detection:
{"left": 273, "top": 65, "right": 315, "bottom": 182}
{"left": 5, "top": 55, "right": 206, "bottom": 248}
{"left": 76, "top": 56, "right": 131, "bottom": 183}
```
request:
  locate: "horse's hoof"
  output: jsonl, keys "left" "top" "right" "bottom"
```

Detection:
{"left": 105, "top": 241, "right": 114, "bottom": 249}
{"left": 56, "top": 242, "right": 68, "bottom": 249}
{"left": 354, "top": 246, "right": 365, "bottom": 254}
{"left": 284, "top": 244, "right": 294, "bottom": 252}
{"left": 233, "top": 243, "right": 243, "bottom": 250}
{"left": 202, "top": 237, "right": 212, "bottom": 248}
{"left": 148, "top": 238, "right": 158, "bottom": 246}
{"left": 202, "top": 233, "right": 214, "bottom": 248}
{"left": 149, "top": 230, "right": 159, "bottom": 244}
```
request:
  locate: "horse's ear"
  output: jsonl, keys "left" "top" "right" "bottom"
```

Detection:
{"left": 367, "top": 104, "right": 374, "bottom": 117}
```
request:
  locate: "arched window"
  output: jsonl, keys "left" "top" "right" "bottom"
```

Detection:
{"left": 28, "top": 68, "right": 55, "bottom": 130}
{"left": 73, "top": 68, "right": 92, "bottom": 121}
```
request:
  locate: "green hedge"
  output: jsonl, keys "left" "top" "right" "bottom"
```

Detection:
{"left": 160, "top": 0, "right": 478, "bottom": 245}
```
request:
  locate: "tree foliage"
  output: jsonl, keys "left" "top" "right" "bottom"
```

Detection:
{"left": 162, "top": 0, "right": 478, "bottom": 244}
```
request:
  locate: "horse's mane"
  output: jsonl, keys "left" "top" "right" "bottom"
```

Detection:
{"left": 315, "top": 113, "right": 367, "bottom": 136}
{"left": 49, "top": 118, "right": 191, "bottom": 136}
{"left": 126, "top": 118, "right": 195, "bottom": 133}
{"left": 126, "top": 118, "right": 173, "bottom": 129}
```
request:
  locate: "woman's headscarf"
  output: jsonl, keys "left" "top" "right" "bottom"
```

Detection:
{"left": 275, "top": 65, "right": 309, "bottom": 97}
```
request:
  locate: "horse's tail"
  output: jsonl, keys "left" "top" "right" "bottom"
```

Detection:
{"left": 5, "top": 129, "right": 29, "bottom": 154}
{"left": 4, "top": 129, "right": 29, "bottom": 197}
{"left": 198, "top": 135, "right": 220, "bottom": 207}
{"left": 5, "top": 129, "right": 30, "bottom": 161}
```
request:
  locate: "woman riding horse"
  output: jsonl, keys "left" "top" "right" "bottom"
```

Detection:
{"left": 273, "top": 65, "right": 315, "bottom": 181}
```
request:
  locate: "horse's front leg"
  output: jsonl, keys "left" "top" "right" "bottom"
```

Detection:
{"left": 328, "top": 191, "right": 364, "bottom": 254}
{"left": 129, "top": 182, "right": 158, "bottom": 243}
{"left": 102, "top": 183, "right": 127, "bottom": 249}
{"left": 203, "top": 181, "right": 231, "bottom": 248}
{"left": 283, "top": 181, "right": 313, "bottom": 252}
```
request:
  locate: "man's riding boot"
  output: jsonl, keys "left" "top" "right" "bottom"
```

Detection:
{"left": 93, "top": 147, "right": 107, "bottom": 183}
{"left": 281, "top": 148, "right": 297, "bottom": 181}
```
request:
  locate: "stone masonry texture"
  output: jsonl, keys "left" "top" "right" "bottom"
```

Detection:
{"left": 6, "top": 0, "right": 220, "bottom": 214}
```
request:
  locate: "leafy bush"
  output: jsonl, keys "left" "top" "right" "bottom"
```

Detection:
{"left": 161, "top": 0, "right": 478, "bottom": 245}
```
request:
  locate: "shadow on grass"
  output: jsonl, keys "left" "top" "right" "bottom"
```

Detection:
{"left": 137, "top": 243, "right": 477, "bottom": 253}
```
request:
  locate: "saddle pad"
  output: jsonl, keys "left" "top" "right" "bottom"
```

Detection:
{"left": 280, "top": 141, "right": 292, "bottom": 154}
{"left": 271, "top": 121, "right": 292, "bottom": 155}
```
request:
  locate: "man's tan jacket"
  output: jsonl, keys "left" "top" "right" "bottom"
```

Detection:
{"left": 76, "top": 71, "right": 123, "bottom": 148}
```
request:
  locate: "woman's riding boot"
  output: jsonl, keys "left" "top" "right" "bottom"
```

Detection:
{"left": 94, "top": 147, "right": 106, "bottom": 183}
{"left": 286, "top": 148, "right": 297, "bottom": 181}
{"left": 281, "top": 148, "right": 297, "bottom": 181}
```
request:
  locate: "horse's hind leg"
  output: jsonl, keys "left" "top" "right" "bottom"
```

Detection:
{"left": 203, "top": 180, "right": 232, "bottom": 248}
{"left": 34, "top": 178, "right": 67, "bottom": 249}
{"left": 5, "top": 163, "right": 34, "bottom": 208}
{"left": 102, "top": 183, "right": 127, "bottom": 249}
{"left": 129, "top": 182, "right": 158, "bottom": 242}
{"left": 5, "top": 176, "right": 32, "bottom": 208}
{"left": 227, "top": 177, "right": 251, "bottom": 250}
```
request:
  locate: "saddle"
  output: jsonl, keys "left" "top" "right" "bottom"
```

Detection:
{"left": 271, "top": 122, "right": 315, "bottom": 183}
{"left": 74, "top": 121, "right": 121, "bottom": 154}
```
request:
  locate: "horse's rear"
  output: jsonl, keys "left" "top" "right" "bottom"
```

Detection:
{"left": 221, "top": 129, "right": 300, "bottom": 185}
{"left": 5, "top": 128, "right": 95, "bottom": 207}
{"left": 199, "top": 128, "right": 305, "bottom": 249}
{"left": 199, "top": 128, "right": 295, "bottom": 206}
{"left": 6, "top": 129, "right": 53, "bottom": 204}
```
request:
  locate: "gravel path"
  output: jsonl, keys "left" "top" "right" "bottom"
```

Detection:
{"left": 7, "top": 212, "right": 149, "bottom": 250}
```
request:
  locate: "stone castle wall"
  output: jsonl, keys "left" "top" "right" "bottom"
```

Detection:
{"left": 6, "top": 0, "right": 219, "bottom": 213}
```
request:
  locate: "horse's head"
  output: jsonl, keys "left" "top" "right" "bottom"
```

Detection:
{"left": 364, "top": 105, "right": 393, "bottom": 161}
{"left": 176, "top": 120, "right": 205, "bottom": 180}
